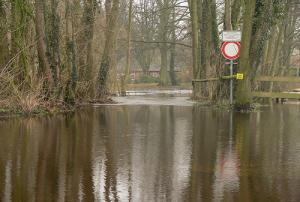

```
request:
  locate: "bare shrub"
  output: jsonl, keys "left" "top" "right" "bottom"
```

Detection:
{"left": 0, "top": 65, "right": 49, "bottom": 113}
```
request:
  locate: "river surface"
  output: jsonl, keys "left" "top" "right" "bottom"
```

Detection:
{"left": 0, "top": 94, "right": 300, "bottom": 202}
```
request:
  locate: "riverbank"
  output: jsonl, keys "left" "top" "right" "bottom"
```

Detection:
{"left": 126, "top": 82, "right": 192, "bottom": 91}
{"left": 0, "top": 103, "right": 75, "bottom": 118}
{"left": 0, "top": 83, "right": 192, "bottom": 117}
{"left": 2, "top": 84, "right": 298, "bottom": 117}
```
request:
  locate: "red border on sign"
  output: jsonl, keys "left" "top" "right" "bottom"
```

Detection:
{"left": 221, "top": 41, "right": 241, "bottom": 60}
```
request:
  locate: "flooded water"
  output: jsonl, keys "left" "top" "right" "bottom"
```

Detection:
{"left": 0, "top": 95, "right": 300, "bottom": 202}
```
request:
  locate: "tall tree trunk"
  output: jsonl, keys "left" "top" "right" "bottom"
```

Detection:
{"left": 169, "top": 32, "right": 177, "bottom": 86}
{"left": 64, "top": 0, "right": 78, "bottom": 105}
{"left": 224, "top": 0, "right": 232, "bottom": 30}
{"left": 97, "top": 0, "right": 120, "bottom": 98}
{"left": 121, "top": 0, "right": 133, "bottom": 96}
{"left": 281, "top": 2, "right": 297, "bottom": 75}
{"left": 201, "top": 0, "right": 213, "bottom": 97}
{"left": 269, "top": 23, "right": 284, "bottom": 92}
{"left": 80, "top": 0, "right": 97, "bottom": 83}
{"left": 249, "top": 0, "right": 274, "bottom": 70}
{"left": 265, "top": 27, "right": 277, "bottom": 75}
{"left": 159, "top": 45, "right": 168, "bottom": 86}
{"left": 231, "top": 0, "right": 241, "bottom": 30}
{"left": 79, "top": 0, "right": 97, "bottom": 97}
{"left": 169, "top": 1, "right": 177, "bottom": 86}
{"left": 235, "top": 0, "right": 256, "bottom": 110}
{"left": 35, "top": 0, "right": 53, "bottom": 87}
{"left": 158, "top": 0, "right": 171, "bottom": 86}
{"left": 47, "top": 0, "right": 61, "bottom": 89}
{"left": 189, "top": 0, "right": 202, "bottom": 99}
{"left": 10, "top": 0, "right": 31, "bottom": 85}
{"left": 0, "top": 0, "right": 9, "bottom": 69}
{"left": 84, "top": 0, "right": 97, "bottom": 83}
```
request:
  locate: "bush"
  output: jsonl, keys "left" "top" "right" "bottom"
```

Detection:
{"left": 0, "top": 65, "right": 65, "bottom": 115}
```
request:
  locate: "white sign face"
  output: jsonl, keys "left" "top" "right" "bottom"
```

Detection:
{"left": 222, "top": 31, "right": 241, "bottom": 42}
{"left": 224, "top": 43, "right": 239, "bottom": 57}
{"left": 221, "top": 42, "right": 240, "bottom": 60}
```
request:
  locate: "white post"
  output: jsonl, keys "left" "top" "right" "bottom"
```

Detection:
{"left": 230, "top": 60, "right": 234, "bottom": 105}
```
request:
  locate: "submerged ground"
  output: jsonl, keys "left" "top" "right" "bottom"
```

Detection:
{"left": 0, "top": 91, "right": 300, "bottom": 202}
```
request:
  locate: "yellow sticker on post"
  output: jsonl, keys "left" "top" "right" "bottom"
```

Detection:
{"left": 236, "top": 73, "right": 244, "bottom": 80}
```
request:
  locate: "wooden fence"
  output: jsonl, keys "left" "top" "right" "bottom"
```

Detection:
{"left": 253, "top": 76, "right": 300, "bottom": 100}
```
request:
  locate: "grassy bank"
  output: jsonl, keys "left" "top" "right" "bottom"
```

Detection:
{"left": 0, "top": 100, "right": 76, "bottom": 117}
{"left": 0, "top": 81, "right": 193, "bottom": 117}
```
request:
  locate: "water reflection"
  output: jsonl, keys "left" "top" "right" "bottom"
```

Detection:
{"left": 0, "top": 104, "right": 300, "bottom": 201}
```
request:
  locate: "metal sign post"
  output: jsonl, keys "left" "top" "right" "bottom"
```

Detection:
{"left": 230, "top": 60, "right": 234, "bottom": 105}
{"left": 221, "top": 40, "right": 241, "bottom": 105}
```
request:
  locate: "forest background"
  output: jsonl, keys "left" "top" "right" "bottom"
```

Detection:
{"left": 0, "top": 0, "right": 299, "bottom": 113}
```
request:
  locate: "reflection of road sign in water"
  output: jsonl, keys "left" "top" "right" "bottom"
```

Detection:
{"left": 221, "top": 42, "right": 240, "bottom": 60}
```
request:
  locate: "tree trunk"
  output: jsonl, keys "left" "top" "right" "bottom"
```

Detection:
{"left": 78, "top": 0, "right": 98, "bottom": 97}
{"left": 269, "top": 23, "right": 284, "bottom": 92}
{"left": 189, "top": 0, "right": 202, "bottom": 99}
{"left": 47, "top": 0, "right": 61, "bottom": 89}
{"left": 235, "top": 0, "right": 256, "bottom": 110}
{"left": 231, "top": 0, "right": 241, "bottom": 30}
{"left": 265, "top": 27, "right": 277, "bottom": 75}
{"left": 158, "top": 0, "right": 171, "bottom": 86}
{"left": 249, "top": 0, "right": 274, "bottom": 70}
{"left": 121, "top": 0, "right": 133, "bottom": 96}
{"left": 188, "top": 0, "right": 198, "bottom": 77}
{"left": 159, "top": 45, "right": 169, "bottom": 86}
{"left": 97, "top": 0, "right": 120, "bottom": 99}
{"left": 64, "top": 0, "right": 78, "bottom": 105}
{"left": 84, "top": 0, "right": 97, "bottom": 83}
{"left": 35, "top": 0, "right": 53, "bottom": 87}
{"left": 169, "top": 33, "right": 177, "bottom": 86}
{"left": 0, "top": 0, "right": 9, "bottom": 69}
{"left": 281, "top": 2, "right": 297, "bottom": 75}
{"left": 224, "top": 0, "right": 232, "bottom": 30}
{"left": 11, "top": 0, "right": 31, "bottom": 85}
{"left": 201, "top": 0, "right": 213, "bottom": 97}
{"left": 169, "top": 1, "right": 177, "bottom": 86}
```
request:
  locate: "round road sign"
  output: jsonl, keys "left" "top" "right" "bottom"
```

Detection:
{"left": 221, "top": 42, "right": 240, "bottom": 60}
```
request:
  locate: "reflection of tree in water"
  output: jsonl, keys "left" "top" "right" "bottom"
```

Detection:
{"left": 122, "top": 106, "right": 133, "bottom": 201}
{"left": 1, "top": 105, "right": 300, "bottom": 201}
{"left": 36, "top": 110, "right": 95, "bottom": 201}
{"left": 153, "top": 106, "right": 174, "bottom": 201}
{"left": 36, "top": 117, "right": 59, "bottom": 202}
{"left": 97, "top": 107, "right": 119, "bottom": 201}
{"left": 0, "top": 110, "right": 97, "bottom": 201}
{"left": 187, "top": 107, "right": 222, "bottom": 201}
